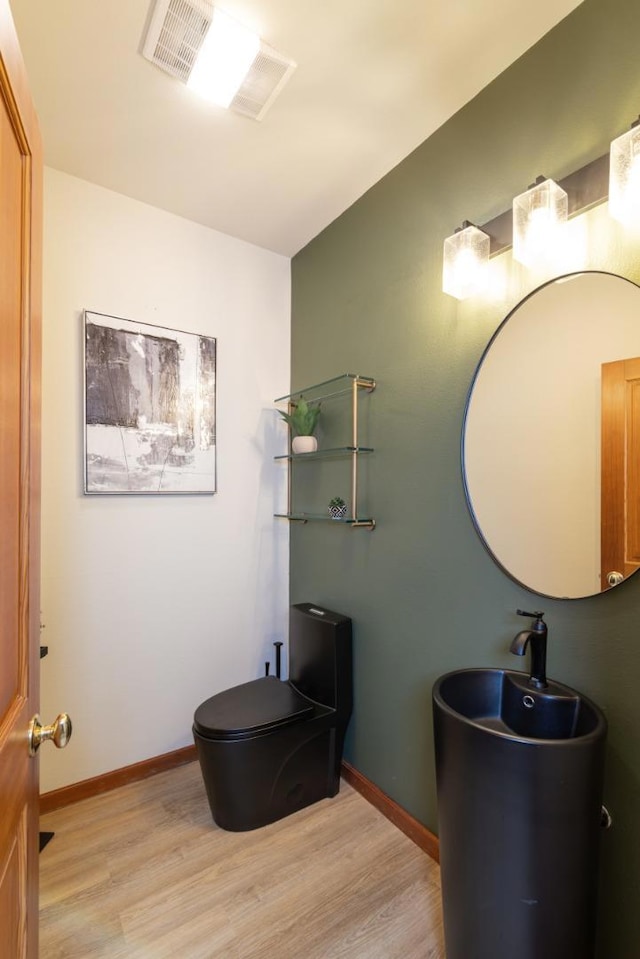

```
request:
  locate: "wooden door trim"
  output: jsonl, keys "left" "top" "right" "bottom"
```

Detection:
{"left": 0, "top": 4, "right": 43, "bottom": 956}
{"left": 601, "top": 357, "right": 640, "bottom": 585}
{"left": 601, "top": 359, "right": 625, "bottom": 587}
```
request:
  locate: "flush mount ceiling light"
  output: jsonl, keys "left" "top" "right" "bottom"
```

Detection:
{"left": 442, "top": 222, "right": 490, "bottom": 300}
{"left": 142, "top": 0, "right": 296, "bottom": 120}
{"left": 512, "top": 176, "right": 568, "bottom": 267}
{"left": 187, "top": 7, "right": 260, "bottom": 107}
{"left": 609, "top": 118, "right": 640, "bottom": 225}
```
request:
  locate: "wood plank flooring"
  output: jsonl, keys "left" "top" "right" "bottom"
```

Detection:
{"left": 39, "top": 761, "right": 446, "bottom": 959}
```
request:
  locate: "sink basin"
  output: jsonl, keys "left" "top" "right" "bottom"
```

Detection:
{"left": 434, "top": 667, "right": 604, "bottom": 741}
{"left": 432, "top": 668, "right": 607, "bottom": 959}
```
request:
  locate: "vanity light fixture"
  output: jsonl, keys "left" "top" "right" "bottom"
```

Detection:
{"left": 442, "top": 221, "right": 490, "bottom": 300}
{"left": 609, "top": 117, "right": 640, "bottom": 225}
{"left": 512, "top": 176, "right": 568, "bottom": 267}
{"left": 441, "top": 122, "right": 640, "bottom": 298}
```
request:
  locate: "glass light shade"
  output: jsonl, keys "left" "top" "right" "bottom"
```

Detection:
{"left": 609, "top": 124, "right": 640, "bottom": 224}
{"left": 187, "top": 8, "right": 260, "bottom": 108}
{"left": 512, "top": 179, "right": 568, "bottom": 266}
{"left": 442, "top": 224, "right": 490, "bottom": 300}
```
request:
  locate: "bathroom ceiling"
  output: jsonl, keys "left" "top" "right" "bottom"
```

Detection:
{"left": 9, "top": 0, "right": 582, "bottom": 256}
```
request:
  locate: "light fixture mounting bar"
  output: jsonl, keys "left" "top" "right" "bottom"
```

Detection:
{"left": 482, "top": 152, "right": 610, "bottom": 257}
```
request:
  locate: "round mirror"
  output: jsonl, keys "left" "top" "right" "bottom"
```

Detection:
{"left": 463, "top": 271, "right": 640, "bottom": 599}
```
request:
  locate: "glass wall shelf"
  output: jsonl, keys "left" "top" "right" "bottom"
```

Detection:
{"left": 274, "top": 373, "right": 376, "bottom": 531}
{"left": 275, "top": 513, "right": 376, "bottom": 530}
{"left": 274, "top": 445, "right": 373, "bottom": 462}
{"left": 275, "top": 373, "right": 375, "bottom": 406}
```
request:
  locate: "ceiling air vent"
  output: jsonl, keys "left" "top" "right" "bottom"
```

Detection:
{"left": 141, "top": 0, "right": 296, "bottom": 120}
{"left": 230, "top": 44, "right": 295, "bottom": 121}
{"left": 142, "top": 0, "right": 211, "bottom": 84}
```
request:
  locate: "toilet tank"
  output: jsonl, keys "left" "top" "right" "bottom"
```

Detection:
{"left": 289, "top": 603, "right": 352, "bottom": 718}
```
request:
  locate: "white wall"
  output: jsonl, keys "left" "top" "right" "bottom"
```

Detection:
{"left": 40, "top": 168, "right": 291, "bottom": 793}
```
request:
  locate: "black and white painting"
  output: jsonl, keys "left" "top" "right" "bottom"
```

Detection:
{"left": 84, "top": 311, "right": 216, "bottom": 494}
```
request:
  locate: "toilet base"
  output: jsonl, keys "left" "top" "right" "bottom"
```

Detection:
{"left": 194, "top": 720, "right": 342, "bottom": 831}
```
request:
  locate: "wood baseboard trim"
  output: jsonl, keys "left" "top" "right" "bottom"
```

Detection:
{"left": 39, "top": 746, "right": 440, "bottom": 866}
{"left": 40, "top": 744, "right": 198, "bottom": 814}
{"left": 341, "top": 760, "right": 439, "bottom": 864}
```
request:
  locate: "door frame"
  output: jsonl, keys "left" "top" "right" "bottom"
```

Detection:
{"left": 0, "top": 2, "right": 43, "bottom": 955}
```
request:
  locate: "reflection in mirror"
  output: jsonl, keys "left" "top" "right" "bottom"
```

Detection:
{"left": 463, "top": 271, "right": 640, "bottom": 599}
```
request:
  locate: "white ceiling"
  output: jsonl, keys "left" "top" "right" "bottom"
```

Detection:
{"left": 9, "top": 0, "right": 582, "bottom": 256}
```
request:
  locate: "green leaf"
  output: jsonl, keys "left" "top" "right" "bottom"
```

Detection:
{"left": 277, "top": 397, "right": 321, "bottom": 436}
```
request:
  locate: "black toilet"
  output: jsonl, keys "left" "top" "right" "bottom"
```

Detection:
{"left": 193, "top": 603, "right": 352, "bottom": 831}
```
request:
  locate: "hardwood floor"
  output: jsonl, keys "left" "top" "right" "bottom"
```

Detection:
{"left": 39, "top": 761, "right": 445, "bottom": 958}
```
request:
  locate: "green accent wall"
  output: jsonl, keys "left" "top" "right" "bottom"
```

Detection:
{"left": 290, "top": 0, "right": 640, "bottom": 955}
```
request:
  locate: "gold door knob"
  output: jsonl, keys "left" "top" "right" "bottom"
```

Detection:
{"left": 606, "top": 570, "right": 624, "bottom": 587}
{"left": 28, "top": 713, "right": 72, "bottom": 756}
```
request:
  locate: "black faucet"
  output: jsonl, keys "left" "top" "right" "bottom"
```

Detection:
{"left": 510, "top": 609, "right": 548, "bottom": 689}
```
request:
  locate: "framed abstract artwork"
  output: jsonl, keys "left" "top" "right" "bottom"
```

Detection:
{"left": 83, "top": 311, "right": 216, "bottom": 494}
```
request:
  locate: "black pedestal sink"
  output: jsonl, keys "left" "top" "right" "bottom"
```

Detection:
{"left": 433, "top": 668, "right": 607, "bottom": 959}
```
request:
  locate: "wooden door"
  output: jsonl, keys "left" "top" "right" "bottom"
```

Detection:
{"left": 601, "top": 356, "right": 640, "bottom": 590}
{"left": 0, "top": 3, "right": 42, "bottom": 957}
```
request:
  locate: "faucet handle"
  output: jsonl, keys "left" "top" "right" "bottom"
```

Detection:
{"left": 516, "top": 609, "right": 546, "bottom": 630}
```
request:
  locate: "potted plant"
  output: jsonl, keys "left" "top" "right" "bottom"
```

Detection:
{"left": 279, "top": 397, "right": 321, "bottom": 453}
{"left": 328, "top": 496, "right": 347, "bottom": 520}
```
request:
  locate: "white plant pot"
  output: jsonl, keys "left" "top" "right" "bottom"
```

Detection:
{"left": 292, "top": 435, "right": 317, "bottom": 454}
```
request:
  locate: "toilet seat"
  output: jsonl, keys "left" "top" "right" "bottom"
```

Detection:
{"left": 193, "top": 677, "right": 315, "bottom": 741}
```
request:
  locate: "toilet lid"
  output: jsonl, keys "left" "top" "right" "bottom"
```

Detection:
{"left": 193, "top": 677, "right": 315, "bottom": 740}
